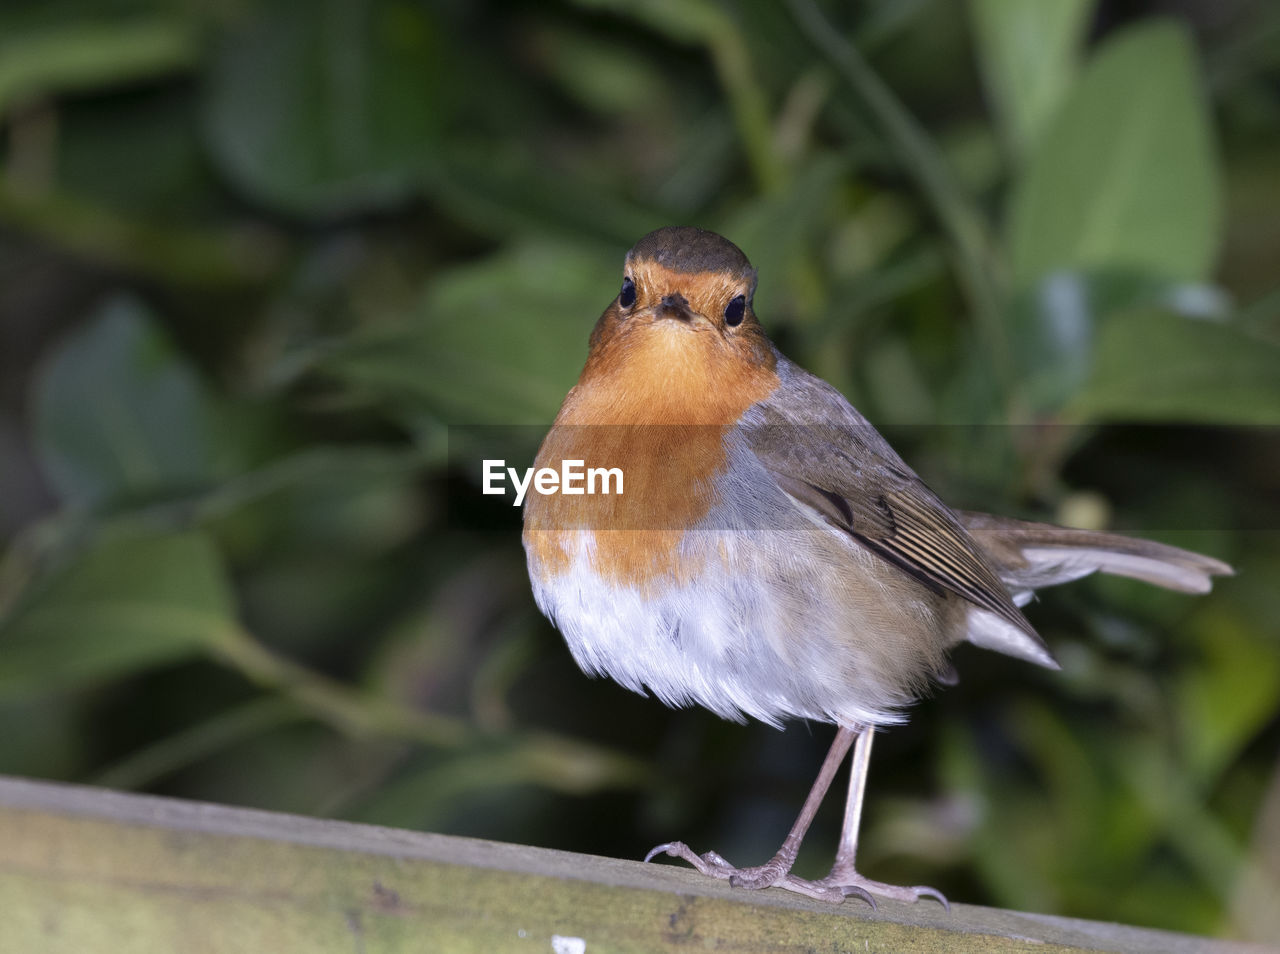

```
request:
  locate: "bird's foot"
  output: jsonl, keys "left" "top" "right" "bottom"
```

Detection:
{"left": 815, "top": 861, "right": 949, "bottom": 911}
{"left": 644, "top": 841, "right": 846, "bottom": 903}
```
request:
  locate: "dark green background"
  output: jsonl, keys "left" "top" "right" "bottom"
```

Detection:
{"left": 1, "top": 0, "right": 1278, "bottom": 940}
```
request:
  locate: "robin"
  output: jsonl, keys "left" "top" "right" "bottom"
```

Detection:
{"left": 521, "top": 226, "right": 1232, "bottom": 907}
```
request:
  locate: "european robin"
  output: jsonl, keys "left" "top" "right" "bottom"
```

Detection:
{"left": 522, "top": 226, "right": 1232, "bottom": 906}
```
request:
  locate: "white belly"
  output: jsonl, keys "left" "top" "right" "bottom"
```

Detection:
{"left": 527, "top": 514, "right": 939, "bottom": 729}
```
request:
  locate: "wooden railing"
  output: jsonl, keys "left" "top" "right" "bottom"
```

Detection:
{"left": 0, "top": 775, "right": 1271, "bottom": 953}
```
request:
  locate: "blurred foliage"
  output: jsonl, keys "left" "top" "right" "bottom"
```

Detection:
{"left": 1, "top": 0, "right": 1278, "bottom": 941}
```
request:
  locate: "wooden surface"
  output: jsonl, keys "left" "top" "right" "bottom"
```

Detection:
{"left": 0, "top": 774, "right": 1272, "bottom": 954}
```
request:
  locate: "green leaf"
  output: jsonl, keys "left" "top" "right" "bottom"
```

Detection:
{"left": 534, "top": 24, "right": 679, "bottom": 116}
{"left": 724, "top": 152, "right": 850, "bottom": 314}
{"left": 1175, "top": 609, "right": 1280, "bottom": 787}
{"left": 1011, "top": 272, "right": 1097, "bottom": 414}
{"left": 1008, "top": 22, "right": 1221, "bottom": 287}
{"left": 0, "top": 530, "right": 234, "bottom": 699}
{"left": 57, "top": 70, "right": 210, "bottom": 218}
{"left": 564, "top": 0, "right": 725, "bottom": 45}
{"left": 970, "top": 0, "right": 1095, "bottom": 158}
{"left": 0, "top": 18, "right": 197, "bottom": 119}
{"left": 205, "top": 0, "right": 446, "bottom": 217}
{"left": 422, "top": 146, "right": 664, "bottom": 246}
{"left": 1012, "top": 270, "right": 1230, "bottom": 414}
{"left": 1069, "top": 310, "right": 1280, "bottom": 423}
{"left": 326, "top": 241, "right": 619, "bottom": 425}
{"left": 33, "top": 296, "right": 219, "bottom": 507}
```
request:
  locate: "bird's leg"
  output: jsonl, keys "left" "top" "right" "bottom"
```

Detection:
{"left": 816, "top": 727, "right": 949, "bottom": 909}
{"left": 645, "top": 726, "right": 856, "bottom": 903}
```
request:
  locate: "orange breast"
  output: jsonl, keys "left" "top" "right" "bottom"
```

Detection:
{"left": 524, "top": 317, "right": 779, "bottom": 588}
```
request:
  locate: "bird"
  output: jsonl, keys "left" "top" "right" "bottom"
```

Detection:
{"left": 521, "top": 225, "right": 1233, "bottom": 907}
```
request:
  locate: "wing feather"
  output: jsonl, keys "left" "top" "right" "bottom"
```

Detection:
{"left": 743, "top": 367, "right": 1052, "bottom": 665}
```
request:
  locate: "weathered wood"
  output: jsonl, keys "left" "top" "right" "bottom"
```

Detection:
{"left": 0, "top": 774, "right": 1270, "bottom": 954}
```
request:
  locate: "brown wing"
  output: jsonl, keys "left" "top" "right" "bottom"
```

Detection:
{"left": 744, "top": 406, "right": 1047, "bottom": 656}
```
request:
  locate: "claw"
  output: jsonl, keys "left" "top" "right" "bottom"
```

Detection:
{"left": 820, "top": 868, "right": 949, "bottom": 910}
{"left": 644, "top": 841, "right": 719, "bottom": 875}
{"left": 840, "top": 884, "right": 877, "bottom": 909}
{"left": 643, "top": 842, "right": 676, "bottom": 864}
{"left": 645, "top": 840, "right": 854, "bottom": 903}
{"left": 644, "top": 839, "right": 946, "bottom": 910}
{"left": 917, "top": 885, "right": 950, "bottom": 912}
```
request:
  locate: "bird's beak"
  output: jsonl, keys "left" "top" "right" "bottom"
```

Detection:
{"left": 656, "top": 292, "right": 696, "bottom": 323}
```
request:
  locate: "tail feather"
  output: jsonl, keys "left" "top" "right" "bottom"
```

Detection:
{"left": 961, "top": 511, "right": 1234, "bottom": 599}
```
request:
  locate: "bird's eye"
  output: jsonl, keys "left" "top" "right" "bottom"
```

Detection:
{"left": 724, "top": 295, "right": 746, "bottom": 326}
{"left": 619, "top": 277, "right": 636, "bottom": 309}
